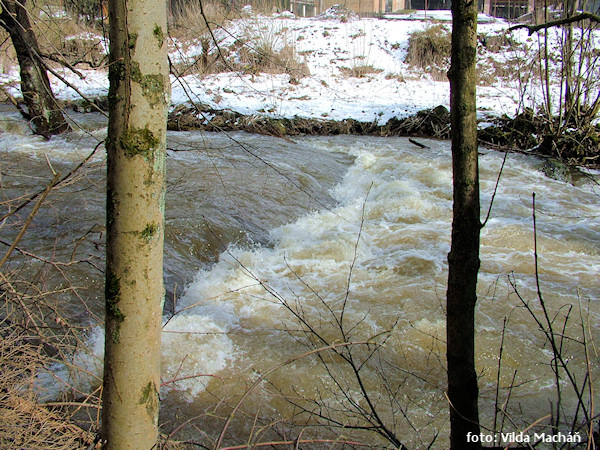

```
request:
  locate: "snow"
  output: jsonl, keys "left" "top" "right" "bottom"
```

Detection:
{"left": 166, "top": 11, "right": 530, "bottom": 123}
{"left": 0, "top": 10, "right": 566, "bottom": 124}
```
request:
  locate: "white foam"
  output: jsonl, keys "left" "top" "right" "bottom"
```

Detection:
{"left": 35, "top": 327, "right": 104, "bottom": 402}
{"left": 37, "top": 315, "right": 234, "bottom": 401}
{"left": 161, "top": 315, "right": 234, "bottom": 399}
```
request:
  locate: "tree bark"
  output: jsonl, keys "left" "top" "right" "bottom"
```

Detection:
{"left": 446, "top": 0, "right": 482, "bottom": 448}
{"left": 101, "top": 0, "right": 169, "bottom": 447}
{"left": 0, "top": 0, "right": 70, "bottom": 137}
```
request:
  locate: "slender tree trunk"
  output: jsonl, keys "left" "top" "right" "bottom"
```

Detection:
{"left": 101, "top": 0, "right": 169, "bottom": 447}
{"left": 0, "top": 0, "right": 70, "bottom": 137}
{"left": 446, "top": 0, "right": 482, "bottom": 448}
{"left": 562, "top": 0, "right": 576, "bottom": 127}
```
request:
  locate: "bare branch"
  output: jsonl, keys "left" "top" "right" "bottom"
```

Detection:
{"left": 0, "top": 171, "right": 60, "bottom": 270}
{"left": 509, "top": 12, "right": 600, "bottom": 35}
{"left": 481, "top": 150, "right": 508, "bottom": 228}
{"left": 0, "top": 140, "right": 103, "bottom": 222}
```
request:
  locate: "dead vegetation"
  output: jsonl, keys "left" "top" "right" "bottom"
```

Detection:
{"left": 238, "top": 41, "right": 310, "bottom": 77}
{"left": 0, "top": 144, "right": 105, "bottom": 448}
{"left": 405, "top": 26, "right": 533, "bottom": 86}
{"left": 478, "top": 109, "right": 600, "bottom": 167}
{"left": 339, "top": 64, "right": 383, "bottom": 78}
{"left": 0, "top": 322, "right": 95, "bottom": 449}
{"left": 0, "top": 264, "right": 101, "bottom": 449}
{"left": 168, "top": 104, "right": 451, "bottom": 138}
{"left": 29, "top": 1, "right": 107, "bottom": 69}
{"left": 168, "top": 3, "right": 310, "bottom": 80}
{"left": 405, "top": 24, "right": 451, "bottom": 81}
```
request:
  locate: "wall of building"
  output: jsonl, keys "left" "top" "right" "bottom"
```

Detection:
{"left": 316, "top": 0, "right": 405, "bottom": 14}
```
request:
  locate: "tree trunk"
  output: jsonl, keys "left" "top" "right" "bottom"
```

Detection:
{"left": 0, "top": 0, "right": 70, "bottom": 137}
{"left": 446, "top": 0, "right": 482, "bottom": 448}
{"left": 101, "top": 0, "right": 169, "bottom": 447}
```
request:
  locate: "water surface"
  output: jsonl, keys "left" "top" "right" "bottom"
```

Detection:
{"left": 1, "top": 110, "right": 598, "bottom": 447}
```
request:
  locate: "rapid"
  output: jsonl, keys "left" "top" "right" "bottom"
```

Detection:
{"left": 1, "top": 108, "right": 598, "bottom": 446}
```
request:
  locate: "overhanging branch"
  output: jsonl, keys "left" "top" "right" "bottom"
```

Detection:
{"left": 509, "top": 12, "right": 600, "bottom": 35}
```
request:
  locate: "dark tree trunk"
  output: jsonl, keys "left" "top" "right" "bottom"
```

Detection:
{"left": 0, "top": 0, "right": 70, "bottom": 137}
{"left": 446, "top": 0, "right": 482, "bottom": 447}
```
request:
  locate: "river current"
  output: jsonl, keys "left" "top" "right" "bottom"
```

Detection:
{"left": 1, "top": 109, "right": 598, "bottom": 446}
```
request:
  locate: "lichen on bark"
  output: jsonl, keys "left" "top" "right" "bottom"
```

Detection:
{"left": 139, "top": 381, "right": 159, "bottom": 419}
{"left": 153, "top": 25, "right": 165, "bottom": 48}
{"left": 108, "top": 61, "right": 126, "bottom": 110}
{"left": 131, "top": 62, "right": 167, "bottom": 108}
{"left": 140, "top": 222, "right": 159, "bottom": 242}
{"left": 119, "top": 126, "right": 159, "bottom": 160}
{"left": 128, "top": 32, "right": 138, "bottom": 50}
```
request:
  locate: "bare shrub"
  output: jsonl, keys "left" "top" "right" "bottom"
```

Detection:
{"left": 0, "top": 147, "right": 105, "bottom": 447}
{"left": 25, "top": 1, "right": 108, "bottom": 69}
{"left": 476, "top": 31, "right": 531, "bottom": 86}
{"left": 238, "top": 42, "right": 310, "bottom": 77}
{"left": 507, "top": 7, "right": 600, "bottom": 157}
{"left": 501, "top": 195, "right": 599, "bottom": 446}
{"left": 169, "top": 0, "right": 231, "bottom": 41}
{"left": 479, "top": 31, "right": 522, "bottom": 53}
{"left": 405, "top": 25, "right": 451, "bottom": 81}
{"left": 56, "top": 34, "right": 106, "bottom": 68}
{"left": 0, "top": 29, "right": 17, "bottom": 74}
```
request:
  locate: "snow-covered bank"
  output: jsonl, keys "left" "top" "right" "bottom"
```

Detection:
{"left": 0, "top": 8, "right": 535, "bottom": 124}
{"left": 167, "top": 10, "right": 528, "bottom": 123}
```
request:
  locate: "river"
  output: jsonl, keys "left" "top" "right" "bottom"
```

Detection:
{"left": 1, "top": 108, "right": 598, "bottom": 447}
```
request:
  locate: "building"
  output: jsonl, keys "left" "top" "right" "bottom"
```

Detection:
{"left": 481, "top": 0, "right": 530, "bottom": 20}
{"left": 317, "top": 0, "right": 405, "bottom": 14}
{"left": 285, "top": 0, "right": 405, "bottom": 16}
{"left": 285, "top": 0, "right": 598, "bottom": 20}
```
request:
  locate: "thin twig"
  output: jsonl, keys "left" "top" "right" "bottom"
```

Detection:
{"left": 0, "top": 171, "right": 60, "bottom": 270}
{"left": 493, "top": 317, "right": 507, "bottom": 435}
{"left": 0, "top": 140, "right": 103, "bottom": 222}
{"left": 219, "top": 438, "right": 372, "bottom": 449}
{"left": 215, "top": 341, "right": 376, "bottom": 449}
{"left": 482, "top": 150, "right": 508, "bottom": 228}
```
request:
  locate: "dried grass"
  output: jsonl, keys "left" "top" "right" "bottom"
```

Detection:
{"left": 169, "top": 0, "right": 232, "bottom": 41}
{"left": 0, "top": 321, "right": 94, "bottom": 449}
{"left": 238, "top": 42, "right": 310, "bottom": 77}
{"left": 405, "top": 24, "right": 451, "bottom": 81}
{"left": 169, "top": 5, "right": 310, "bottom": 80}
{"left": 339, "top": 64, "right": 383, "bottom": 78}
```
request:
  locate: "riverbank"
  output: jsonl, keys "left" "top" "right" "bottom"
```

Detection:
{"left": 167, "top": 103, "right": 452, "bottom": 137}
{"left": 166, "top": 103, "right": 598, "bottom": 168}
{"left": 64, "top": 96, "right": 600, "bottom": 167}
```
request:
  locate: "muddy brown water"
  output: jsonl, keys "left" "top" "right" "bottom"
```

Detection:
{"left": 1, "top": 108, "right": 598, "bottom": 447}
